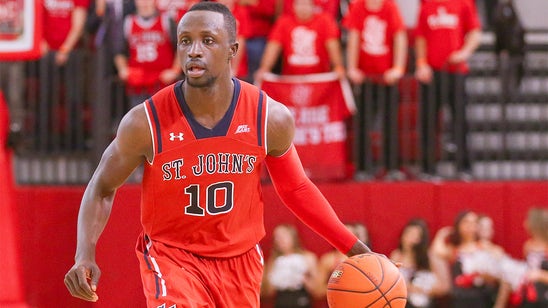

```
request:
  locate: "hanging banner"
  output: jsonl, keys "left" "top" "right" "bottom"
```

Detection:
{"left": 259, "top": 72, "right": 356, "bottom": 181}
{"left": 0, "top": 0, "right": 42, "bottom": 60}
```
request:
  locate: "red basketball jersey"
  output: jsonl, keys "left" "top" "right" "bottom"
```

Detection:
{"left": 42, "top": 0, "right": 90, "bottom": 49}
{"left": 123, "top": 13, "right": 175, "bottom": 86}
{"left": 142, "top": 79, "right": 268, "bottom": 257}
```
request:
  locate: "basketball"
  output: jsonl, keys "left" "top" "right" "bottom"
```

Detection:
{"left": 326, "top": 253, "right": 407, "bottom": 308}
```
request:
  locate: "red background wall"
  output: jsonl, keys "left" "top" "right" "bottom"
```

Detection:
{"left": 12, "top": 181, "right": 548, "bottom": 307}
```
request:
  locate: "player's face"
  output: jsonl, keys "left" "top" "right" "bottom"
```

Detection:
{"left": 177, "top": 10, "right": 233, "bottom": 88}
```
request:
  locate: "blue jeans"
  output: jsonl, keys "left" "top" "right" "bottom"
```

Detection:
{"left": 245, "top": 37, "right": 267, "bottom": 83}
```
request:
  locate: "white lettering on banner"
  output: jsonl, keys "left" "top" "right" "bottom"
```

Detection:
{"left": 293, "top": 121, "right": 347, "bottom": 145}
{"left": 291, "top": 105, "right": 330, "bottom": 125}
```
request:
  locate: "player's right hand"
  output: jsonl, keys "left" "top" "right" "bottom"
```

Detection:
{"left": 64, "top": 262, "right": 101, "bottom": 302}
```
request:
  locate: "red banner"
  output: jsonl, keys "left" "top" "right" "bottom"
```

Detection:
{"left": 0, "top": 0, "right": 42, "bottom": 60}
{"left": 259, "top": 72, "right": 356, "bottom": 181}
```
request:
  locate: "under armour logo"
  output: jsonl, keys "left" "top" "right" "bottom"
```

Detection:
{"left": 235, "top": 125, "right": 250, "bottom": 134}
{"left": 169, "top": 132, "right": 184, "bottom": 141}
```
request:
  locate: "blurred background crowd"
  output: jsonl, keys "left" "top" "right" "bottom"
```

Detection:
{"left": 261, "top": 208, "right": 548, "bottom": 308}
{"left": 1, "top": 0, "right": 548, "bottom": 184}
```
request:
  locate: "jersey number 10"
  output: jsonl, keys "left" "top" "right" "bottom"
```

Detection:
{"left": 184, "top": 181, "right": 234, "bottom": 216}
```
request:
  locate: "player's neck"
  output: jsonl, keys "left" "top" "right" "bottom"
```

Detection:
{"left": 182, "top": 78, "right": 235, "bottom": 128}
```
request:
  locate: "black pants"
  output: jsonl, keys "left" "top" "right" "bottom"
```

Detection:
{"left": 355, "top": 82, "right": 400, "bottom": 174}
{"left": 274, "top": 288, "right": 312, "bottom": 308}
{"left": 419, "top": 72, "right": 471, "bottom": 174}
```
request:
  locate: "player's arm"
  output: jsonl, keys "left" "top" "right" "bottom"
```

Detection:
{"left": 64, "top": 105, "right": 152, "bottom": 302}
{"left": 265, "top": 98, "right": 371, "bottom": 256}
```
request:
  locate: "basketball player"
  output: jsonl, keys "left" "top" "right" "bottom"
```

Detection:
{"left": 64, "top": 2, "right": 372, "bottom": 307}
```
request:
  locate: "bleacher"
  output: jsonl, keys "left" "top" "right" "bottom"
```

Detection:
{"left": 9, "top": 0, "right": 548, "bottom": 184}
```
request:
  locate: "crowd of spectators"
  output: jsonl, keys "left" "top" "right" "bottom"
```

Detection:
{"left": 0, "top": 0, "right": 516, "bottom": 182}
{"left": 263, "top": 207, "right": 548, "bottom": 308}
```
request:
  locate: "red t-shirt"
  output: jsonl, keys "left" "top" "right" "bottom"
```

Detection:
{"left": 246, "top": 0, "right": 277, "bottom": 38}
{"left": 342, "top": 0, "right": 405, "bottom": 75}
{"left": 233, "top": 4, "right": 251, "bottom": 78}
{"left": 142, "top": 79, "right": 268, "bottom": 257}
{"left": 415, "top": 0, "right": 481, "bottom": 73}
{"left": 123, "top": 13, "right": 175, "bottom": 87}
{"left": 269, "top": 13, "right": 340, "bottom": 75}
{"left": 282, "top": 0, "right": 340, "bottom": 19}
{"left": 42, "top": 0, "right": 90, "bottom": 49}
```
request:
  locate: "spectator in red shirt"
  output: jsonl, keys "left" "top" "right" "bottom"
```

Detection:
{"left": 414, "top": 0, "right": 481, "bottom": 181}
{"left": 342, "top": 0, "right": 407, "bottom": 181}
{"left": 114, "top": 0, "right": 180, "bottom": 108}
{"left": 240, "top": 0, "right": 279, "bottom": 83}
{"left": 43, "top": 0, "right": 90, "bottom": 66}
{"left": 216, "top": 0, "right": 251, "bottom": 79}
{"left": 254, "top": 0, "right": 345, "bottom": 81}
{"left": 40, "top": 0, "right": 90, "bottom": 150}
{"left": 281, "top": 0, "right": 341, "bottom": 20}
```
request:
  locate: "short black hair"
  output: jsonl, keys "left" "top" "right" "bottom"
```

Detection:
{"left": 187, "top": 1, "right": 237, "bottom": 43}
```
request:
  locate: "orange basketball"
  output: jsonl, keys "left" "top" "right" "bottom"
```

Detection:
{"left": 327, "top": 253, "right": 407, "bottom": 308}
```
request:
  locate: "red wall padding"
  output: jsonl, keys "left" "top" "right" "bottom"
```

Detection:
{"left": 1, "top": 92, "right": 28, "bottom": 306}
{"left": 13, "top": 181, "right": 548, "bottom": 307}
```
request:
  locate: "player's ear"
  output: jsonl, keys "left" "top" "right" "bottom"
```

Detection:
{"left": 229, "top": 42, "right": 239, "bottom": 60}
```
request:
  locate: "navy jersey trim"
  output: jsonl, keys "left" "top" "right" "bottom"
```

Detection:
{"left": 174, "top": 80, "right": 185, "bottom": 111}
{"left": 142, "top": 236, "right": 161, "bottom": 299}
{"left": 257, "top": 91, "right": 264, "bottom": 147}
{"left": 175, "top": 78, "right": 241, "bottom": 139}
{"left": 148, "top": 98, "right": 162, "bottom": 154}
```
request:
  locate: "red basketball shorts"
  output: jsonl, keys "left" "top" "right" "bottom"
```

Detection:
{"left": 135, "top": 234, "right": 264, "bottom": 308}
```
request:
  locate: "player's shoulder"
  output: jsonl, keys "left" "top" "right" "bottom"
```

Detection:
{"left": 266, "top": 95, "right": 293, "bottom": 125}
{"left": 149, "top": 82, "right": 180, "bottom": 105}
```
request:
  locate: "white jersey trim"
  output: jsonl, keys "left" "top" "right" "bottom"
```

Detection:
{"left": 143, "top": 103, "right": 155, "bottom": 165}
